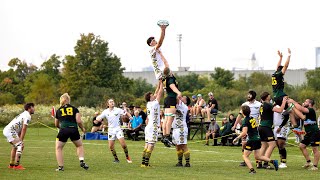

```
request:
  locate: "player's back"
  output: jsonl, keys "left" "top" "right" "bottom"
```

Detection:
{"left": 5, "top": 111, "right": 31, "bottom": 133}
{"left": 56, "top": 104, "right": 78, "bottom": 128}
{"left": 146, "top": 100, "right": 160, "bottom": 127}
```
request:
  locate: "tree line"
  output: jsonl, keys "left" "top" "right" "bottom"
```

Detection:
{"left": 1, "top": 33, "right": 320, "bottom": 111}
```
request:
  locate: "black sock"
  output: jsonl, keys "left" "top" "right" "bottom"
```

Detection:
{"left": 307, "top": 160, "right": 311, "bottom": 163}
{"left": 250, "top": 168, "right": 255, "bottom": 172}
{"left": 270, "top": 160, "right": 274, "bottom": 164}
{"left": 80, "top": 160, "right": 84, "bottom": 163}
{"left": 314, "top": 165, "right": 318, "bottom": 167}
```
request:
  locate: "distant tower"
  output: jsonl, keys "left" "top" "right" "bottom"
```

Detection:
{"left": 248, "top": 53, "right": 258, "bottom": 70}
{"left": 316, "top": 47, "right": 320, "bottom": 68}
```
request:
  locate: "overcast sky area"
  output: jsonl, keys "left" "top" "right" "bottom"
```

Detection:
{"left": 1, "top": 0, "right": 320, "bottom": 72}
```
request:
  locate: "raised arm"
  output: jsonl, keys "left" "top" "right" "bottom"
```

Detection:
{"left": 157, "top": 49, "right": 169, "bottom": 68}
{"left": 156, "top": 81, "right": 164, "bottom": 102}
{"left": 276, "top": 50, "right": 283, "bottom": 70}
{"left": 155, "top": 25, "right": 166, "bottom": 50}
{"left": 282, "top": 48, "right": 291, "bottom": 74}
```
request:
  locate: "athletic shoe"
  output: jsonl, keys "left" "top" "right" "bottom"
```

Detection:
{"left": 176, "top": 163, "right": 183, "bottom": 167}
{"left": 13, "top": 165, "right": 25, "bottom": 170}
{"left": 292, "top": 128, "right": 305, "bottom": 135}
{"left": 80, "top": 162, "right": 89, "bottom": 170}
{"left": 239, "top": 162, "right": 247, "bottom": 167}
{"left": 141, "top": 164, "right": 152, "bottom": 167}
{"left": 257, "top": 163, "right": 264, "bottom": 169}
{"left": 249, "top": 170, "right": 256, "bottom": 174}
{"left": 308, "top": 166, "right": 318, "bottom": 171}
{"left": 265, "top": 165, "right": 275, "bottom": 170}
{"left": 113, "top": 159, "right": 120, "bottom": 163}
{"left": 204, "top": 144, "right": 209, "bottom": 146}
{"left": 302, "top": 162, "right": 313, "bottom": 168}
{"left": 8, "top": 165, "right": 14, "bottom": 169}
{"left": 126, "top": 156, "right": 132, "bottom": 163}
{"left": 282, "top": 103, "right": 294, "bottom": 116}
{"left": 272, "top": 160, "right": 279, "bottom": 171}
{"left": 279, "top": 163, "right": 287, "bottom": 168}
{"left": 55, "top": 167, "right": 64, "bottom": 171}
{"left": 163, "top": 138, "right": 172, "bottom": 148}
{"left": 185, "top": 163, "right": 191, "bottom": 167}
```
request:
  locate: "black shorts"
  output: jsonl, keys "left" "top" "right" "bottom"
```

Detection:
{"left": 301, "top": 131, "right": 320, "bottom": 147}
{"left": 92, "top": 123, "right": 102, "bottom": 127}
{"left": 57, "top": 127, "right": 80, "bottom": 142}
{"left": 258, "top": 126, "right": 275, "bottom": 142}
{"left": 164, "top": 96, "right": 177, "bottom": 108}
{"left": 245, "top": 140, "right": 261, "bottom": 151}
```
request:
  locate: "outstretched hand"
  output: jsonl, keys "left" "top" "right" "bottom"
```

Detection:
{"left": 160, "top": 25, "right": 167, "bottom": 30}
{"left": 288, "top": 48, "right": 291, "bottom": 55}
{"left": 277, "top": 50, "right": 283, "bottom": 58}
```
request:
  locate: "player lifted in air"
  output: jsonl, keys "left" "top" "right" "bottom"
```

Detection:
{"left": 141, "top": 81, "right": 163, "bottom": 167}
{"left": 272, "top": 48, "right": 302, "bottom": 134}
{"left": 96, "top": 99, "right": 134, "bottom": 163}
{"left": 172, "top": 96, "right": 191, "bottom": 167}
{"left": 233, "top": 105, "right": 279, "bottom": 174}
{"left": 3, "top": 103, "right": 35, "bottom": 170}
{"left": 147, "top": 22, "right": 169, "bottom": 81}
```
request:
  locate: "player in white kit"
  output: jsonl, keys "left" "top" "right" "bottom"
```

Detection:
{"left": 147, "top": 25, "right": 169, "bottom": 80}
{"left": 96, "top": 99, "right": 133, "bottom": 163}
{"left": 273, "top": 105, "right": 290, "bottom": 168}
{"left": 3, "top": 103, "right": 35, "bottom": 170}
{"left": 172, "top": 96, "right": 191, "bottom": 167}
{"left": 232, "top": 90, "right": 262, "bottom": 167}
{"left": 141, "top": 81, "right": 163, "bottom": 167}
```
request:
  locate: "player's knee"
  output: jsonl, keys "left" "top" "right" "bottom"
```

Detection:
{"left": 14, "top": 141, "right": 23, "bottom": 154}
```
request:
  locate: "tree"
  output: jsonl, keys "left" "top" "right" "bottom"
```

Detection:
{"left": 25, "top": 74, "right": 56, "bottom": 104}
{"left": 247, "top": 72, "right": 270, "bottom": 87}
{"left": 306, "top": 68, "right": 320, "bottom": 91}
{"left": 210, "top": 67, "right": 234, "bottom": 89}
{"left": 176, "top": 73, "right": 207, "bottom": 92}
{"left": 40, "top": 54, "right": 62, "bottom": 83}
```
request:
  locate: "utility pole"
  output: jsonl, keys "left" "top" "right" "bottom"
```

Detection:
{"left": 177, "top": 34, "right": 182, "bottom": 68}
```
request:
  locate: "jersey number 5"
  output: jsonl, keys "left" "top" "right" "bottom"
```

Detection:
{"left": 272, "top": 77, "right": 277, "bottom": 85}
{"left": 60, "top": 107, "right": 73, "bottom": 116}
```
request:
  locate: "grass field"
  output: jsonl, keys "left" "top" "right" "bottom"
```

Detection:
{"left": 0, "top": 127, "right": 319, "bottom": 180}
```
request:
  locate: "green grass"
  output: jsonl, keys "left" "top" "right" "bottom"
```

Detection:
{"left": 0, "top": 128, "right": 319, "bottom": 180}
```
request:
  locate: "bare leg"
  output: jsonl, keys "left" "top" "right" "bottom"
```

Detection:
{"left": 55, "top": 141, "right": 66, "bottom": 167}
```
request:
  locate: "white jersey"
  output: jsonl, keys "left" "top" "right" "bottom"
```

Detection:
{"left": 4, "top": 111, "right": 31, "bottom": 133}
{"left": 172, "top": 101, "right": 188, "bottom": 129}
{"left": 242, "top": 100, "right": 261, "bottom": 122}
{"left": 146, "top": 100, "right": 161, "bottom": 128}
{"left": 98, "top": 108, "right": 125, "bottom": 129}
{"left": 150, "top": 48, "right": 165, "bottom": 80}
{"left": 273, "top": 105, "right": 285, "bottom": 126}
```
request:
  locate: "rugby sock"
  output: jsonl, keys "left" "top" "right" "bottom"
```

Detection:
{"left": 123, "top": 146, "right": 129, "bottom": 158}
{"left": 141, "top": 148, "right": 147, "bottom": 165}
{"left": 279, "top": 148, "right": 287, "bottom": 163}
{"left": 111, "top": 149, "right": 119, "bottom": 160}
{"left": 307, "top": 160, "right": 311, "bottom": 163}
{"left": 250, "top": 168, "right": 255, "bottom": 172}
{"left": 177, "top": 150, "right": 183, "bottom": 164}
{"left": 184, "top": 150, "right": 190, "bottom": 164}
{"left": 314, "top": 165, "right": 318, "bottom": 167}
{"left": 10, "top": 160, "right": 15, "bottom": 166}
{"left": 144, "top": 150, "right": 152, "bottom": 166}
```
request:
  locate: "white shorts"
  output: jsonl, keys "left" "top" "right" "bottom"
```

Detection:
{"left": 145, "top": 126, "right": 159, "bottom": 144}
{"left": 108, "top": 128, "right": 124, "bottom": 141}
{"left": 172, "top": 128, "right": 188, "bottom": 145}
{"left": 3, "top": 128, "right": 19, "bottom": 142}
{"left": 273, "top": 126, "right": 289, "bottom": 140}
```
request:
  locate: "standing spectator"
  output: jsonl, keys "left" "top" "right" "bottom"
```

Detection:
{"left": 3, "top": 103, "right": 35, "bottom": 170}
{"left": 126, "top": 110, "right": 143, "bottom": 141}
{"left": 202, "top": 92, "right": 219, "bottom": 121}
{"left": 204, "top": 119, "right": 220, "bottom": 146}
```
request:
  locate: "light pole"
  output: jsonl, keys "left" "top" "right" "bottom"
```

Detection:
{"left": 177, "top": 34, "right": 182, "bottom": 68}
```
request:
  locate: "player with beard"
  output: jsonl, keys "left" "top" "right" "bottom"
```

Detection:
{"left": 232, "top": 90, "right": 262, "bottom": 167}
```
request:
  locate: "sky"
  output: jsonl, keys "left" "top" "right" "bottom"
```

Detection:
{"left": 1, "top": 0, "right": 320, "bottom": 72}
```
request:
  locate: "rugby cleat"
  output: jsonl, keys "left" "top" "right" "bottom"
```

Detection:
{"left": 249, "top": 170, "right": 256, "bottom": 174}
{"left": 8, "top": 165, "right": 14, "bottom": 169}
{"left": 176, "top": 163, "right": 183, "bottom": 167}
{"left": 308, "top": 166, "right": 318, "bottom": 171}
{"left": 279, "top": 163, "right": 287, "bottom": 168}
{"left": 184, "top": 163, "right": 191, "bottom": 167}
{"left": 141, "top": 164, "right": 152, "bottom": 168}
{"left": 272, "top": 160, "right": 279, "bottom": 171}
{"left": 80, "top": 162, "right": 89, "bottom": 170}
{"left": 113, "top": 159, "right": 120, "bottom": 163}
{"left": 13, "top": 165, "right": 26, "bottom": 170}
{"left": 239, "top": 161, "right": 247, "bottom": 167}
{"left": 126, "top": 156, "right": 132, "bottom": 163}
{"left": 55, "top": 166, "right": 64, "bottom": 171}
{"left": 302, "top": 162, "right": 313, "bottom": 169}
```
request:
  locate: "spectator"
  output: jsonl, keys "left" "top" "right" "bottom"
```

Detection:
{"left": 126, "top": 110, "right": 143, "bottom": 141}
{"left": 204, "top": 118, "right": 220, "bottom": 146}
{"left": 228, "top": 114, "right": 236, "bottom": 127}
{"left": 220, "top": 117, "right": 233, "bottom": 146}
{"left": 121, "top": 102, "right": 131, "bottom": 125}
{"left": 91, "top": 112, "right": 106, "bottom": 132}
{"left": 189, "top": 95, "right": 197, "bottom": 118}
{"left": 136, "top": 106, "right": 147, "bottom": 125}
{"left": 192, "top": 94, "right": 206, "bottom": 117}
{"left": 202, "top": 92, "right": 219, "bottom": 121}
